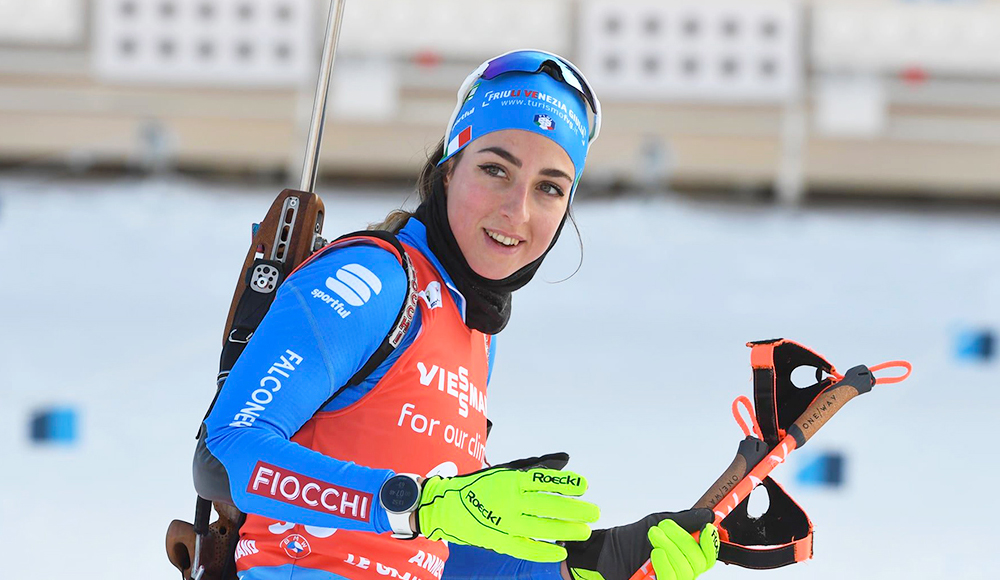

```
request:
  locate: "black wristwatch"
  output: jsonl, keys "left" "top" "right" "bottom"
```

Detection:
{"left": 379, "top": 473, "right": 422, "bottom": 539}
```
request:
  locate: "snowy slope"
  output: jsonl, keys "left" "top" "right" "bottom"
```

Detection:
{"left": 1, "top": 174, "right": 997, "bottom": 578}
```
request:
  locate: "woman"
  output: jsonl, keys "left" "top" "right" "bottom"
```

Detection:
{"left": 196, "top": 50, "right": 718, "bottom": 580}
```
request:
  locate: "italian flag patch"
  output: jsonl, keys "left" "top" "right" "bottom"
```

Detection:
{"left": 447, "top": 126, "right": 472, "bottom": 156}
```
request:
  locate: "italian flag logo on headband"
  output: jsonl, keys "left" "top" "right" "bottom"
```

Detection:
{"left": 447, "top": 126, "right": 472, "bottom": 157}
{"left": 534, "top": 114, "right": 555, "bottom": 131}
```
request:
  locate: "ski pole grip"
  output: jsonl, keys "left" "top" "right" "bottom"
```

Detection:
{"left": 787, "top": 365, "right": 874, "bottom": 448}
{"left": 692, "top": 436, "right": 769, "bottom": 512}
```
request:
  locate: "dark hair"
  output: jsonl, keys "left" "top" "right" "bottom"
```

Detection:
{"left": 369, "top": 139, "right": 456, "bottom": 233}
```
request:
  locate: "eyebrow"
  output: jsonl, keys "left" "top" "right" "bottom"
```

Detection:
{"left": 539, "top": 167, "right": 574, "bottom": 183}
{"left": 478, "top": 146, "right": 522, "bottom": 168}
{"left": 478, "top": 146, "right": 574, "bottom": 183}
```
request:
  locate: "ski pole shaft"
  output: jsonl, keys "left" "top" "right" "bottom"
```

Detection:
{"left": 300, "top": 0, "right": 348, "bottom": 193}
{"left": 628, "top": 365, "right": 876, "bottom": 580}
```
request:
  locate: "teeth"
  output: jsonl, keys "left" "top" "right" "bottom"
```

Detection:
{"left": 486, "top": 230, "right": 520, "bottom": 247}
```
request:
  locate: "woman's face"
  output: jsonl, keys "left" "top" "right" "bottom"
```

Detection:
{"left": 444, "top": 129, "right": 575, "bottom": 280}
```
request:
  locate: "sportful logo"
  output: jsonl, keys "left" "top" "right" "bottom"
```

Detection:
{"left": 311, "top": 264, "right": 383, "bottom": 318}
{"left": 327, "top": 264, "right": 382, "bottom": 306}
{"left": 534, "top": 114, "right": 555, "bottom": 131}
{"left": 454, "top": 107, "right": 475, "bottom": 127}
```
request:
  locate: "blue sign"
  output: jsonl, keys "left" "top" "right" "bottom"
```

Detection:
{"left": 29, "top": 406, "right": 78, "bottom": 444}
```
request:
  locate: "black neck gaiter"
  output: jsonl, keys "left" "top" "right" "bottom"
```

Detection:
{"left": 413, "top": 175, "right": 567, "bottom": 335}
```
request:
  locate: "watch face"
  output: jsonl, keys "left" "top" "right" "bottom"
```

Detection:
{"left": 380, "top": 475, "right": 419, "bottom": 513}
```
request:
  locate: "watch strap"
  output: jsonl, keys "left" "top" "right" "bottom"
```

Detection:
{"left": 387, "top": 509, "right": 416, "bottom": 539}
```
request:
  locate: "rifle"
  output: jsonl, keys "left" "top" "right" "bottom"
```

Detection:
{"left": 166, "top": 2, "right": 348, "bottom": 578}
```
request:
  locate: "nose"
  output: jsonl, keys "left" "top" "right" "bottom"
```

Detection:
{"left": 498, "top": 179, "right": 531, "bottom": 225}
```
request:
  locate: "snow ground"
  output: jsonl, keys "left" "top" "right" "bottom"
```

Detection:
{"left": 1, "top": 173, "right": 998, "bottom": 578}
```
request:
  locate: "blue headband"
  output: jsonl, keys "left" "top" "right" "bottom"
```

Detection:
{"left": 438, "top": 71, "right": 591, "bottom": 199}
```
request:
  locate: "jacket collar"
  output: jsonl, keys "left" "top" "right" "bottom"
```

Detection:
{"left": 396, "top": 217, "right": 468, "bottom": 321}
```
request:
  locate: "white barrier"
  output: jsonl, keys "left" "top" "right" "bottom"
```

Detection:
{"left": 92, "top": 0, "right": 316, "bottom": 87}
{"left": 0, "top": 0, "right": 85, "bottom": 45}
{"left": 578, "top": 0, "right": 802, "bottom": 102}
{"left": 812, "top": 3, "right": 1000, "bottom": 75}
{"left": 338, "top": 0, "right": 572, "bottom": 59}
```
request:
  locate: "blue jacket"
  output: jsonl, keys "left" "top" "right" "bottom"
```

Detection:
{"left": 198, "top": 218, "right": 561, "bottom": 580}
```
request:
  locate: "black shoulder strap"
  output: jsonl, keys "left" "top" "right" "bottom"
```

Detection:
{"left": 320, "top": 230, "right": 419, "bottom": 408}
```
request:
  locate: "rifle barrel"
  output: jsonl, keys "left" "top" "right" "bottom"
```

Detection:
{"left": 300, "top": 0, "right": 348, "bottom": 193}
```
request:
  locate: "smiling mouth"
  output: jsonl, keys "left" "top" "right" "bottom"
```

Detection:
{"left": 485, "top": 229, "right": 522, "bottom": 247}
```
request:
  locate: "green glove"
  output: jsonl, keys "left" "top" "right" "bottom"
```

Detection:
{"left": 648, "top": 520, "right": 719, "bottom": 580}
{"left": 417, "top": 462, "right": 600, "bottom": 562}
{"left": 566, "top": 509, "right": 715, "bottom": 580}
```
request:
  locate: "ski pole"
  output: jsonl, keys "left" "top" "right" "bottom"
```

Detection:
{"left": 628, "top": 364, "right": 889, "bottom": 580}
{"left": 300, "top": 0, "right": 348, "bottom": 193}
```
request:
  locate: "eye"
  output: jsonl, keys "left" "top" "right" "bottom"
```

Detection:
{"left": 539, "top": 182, "right": 565, "bottom": 197}
{"left": 479, "top": 163, "right": 507, "bottom": 179}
